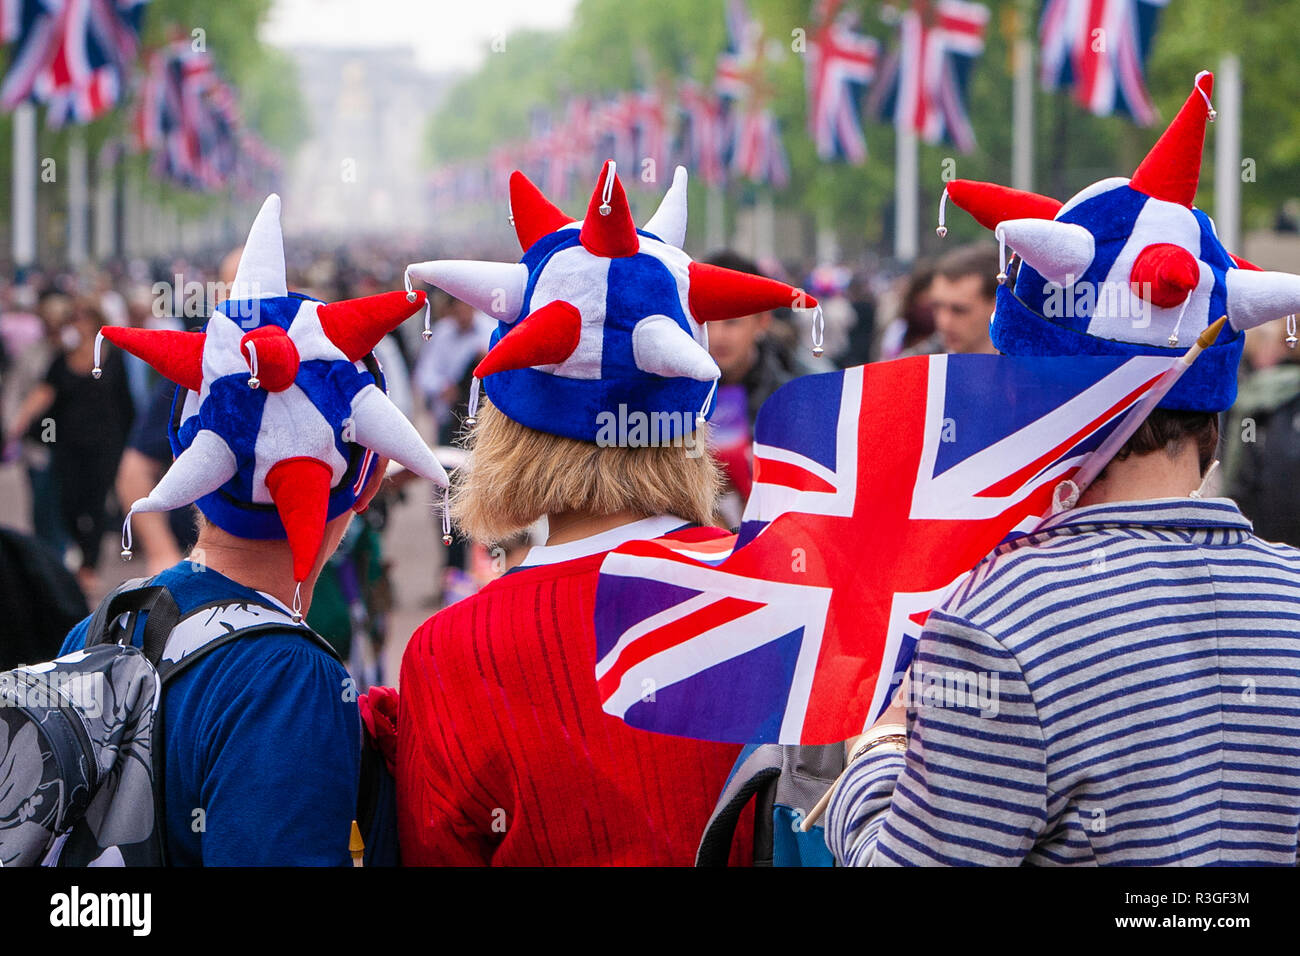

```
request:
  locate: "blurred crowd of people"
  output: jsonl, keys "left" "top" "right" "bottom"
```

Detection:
{"left": 2, "top": 238, "right": 1298, "bottom": 676}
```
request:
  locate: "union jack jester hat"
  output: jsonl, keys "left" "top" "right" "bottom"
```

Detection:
{"left": 407, "top": 160, "right": 817, "bottom": 442}
{"left": 97, "top": 195, "right": 449, "bottom": 617}
{"left": 938, "top": 72, "right": 1300, "bottom": 413}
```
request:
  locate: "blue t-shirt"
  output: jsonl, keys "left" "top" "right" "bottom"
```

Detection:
{"left": 61, "top": 562, "right": 361, "bottom": 866}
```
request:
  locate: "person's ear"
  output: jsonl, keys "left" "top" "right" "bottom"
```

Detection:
{"left": 755, "top": 310, "right": 773, "bottom": 335}
{"left": 354, "top": 456, "right": 390, "bottom": 514}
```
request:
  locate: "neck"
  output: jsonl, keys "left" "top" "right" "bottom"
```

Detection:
{"left": 191, "top": 523, "right": 314, "bottom": 613}
{"left": 1078, "top": 442, "right": 1207, "bottom": 507}
{"left": 545, "top": 509, "right": 647, "bottom": 547}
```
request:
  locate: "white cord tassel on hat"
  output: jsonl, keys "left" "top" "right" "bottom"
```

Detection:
{"left": 936, "top": 186, "right": 950, "bottom": 238}
{"left": 696, "top": 377, "right": 718, "bottom": 429}
{"left": 405, "top": 267, "right": 433, "bottom": 341}
{"left": 244, "top": 339, "right": 261, "bottom": 389}
{"left": 599, "top": 161, "right": 617, "bottom": 215}
{"left": 466, "top": 376, "right": 481, "bottom": 426}
{"left": 1195, "top": 69, "right": 1217, "bottom": 121}
{"left": 441, "top": 486, "right": 453, "bottom": 546}
{"left": 994, "top": 225, "right": 1009, "bottom": 284}
{"left": 92, "top": 329, "right": 105, "bottom": 379}
{"left": 1167, "top": 294, "right": 1194, "bottom": 347}
{"left": 1287, "top": 314, "right": 1297, "bottom": 349}
{"left": 291, "top": 582, "right": 303, "bottom": 624}
{"left": 120, "top": 509, "right": 135, "bottom": 560}
{"left": 810, "top": 303, "right": 825, "bottom": 358}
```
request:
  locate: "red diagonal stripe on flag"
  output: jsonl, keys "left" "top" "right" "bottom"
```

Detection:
{"left": 596, "top": 595, "right": 765, "bottom": 700}
{"left": 974, "top": 372, "right": 1163, "bottom": 498}
{"left": 752, "top": 457, "right": 837, "bottom": 494}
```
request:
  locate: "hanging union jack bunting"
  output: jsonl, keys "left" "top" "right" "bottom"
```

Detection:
{"left": 715, "top": 0, "right": 789, "bottom": 187}
{"left": 677, "top": 78, "right": 727, "bottom": 187}
{"left": 1039, "top": 0, "right": 1170, "bottom": 126}
{"left": 805, "top": 0, "right": 878, "bottom": 164}
{"left": 1, "top": 0, "right": 147, "bottom": 124}
{"left": 869, "top": 0, "right": 990, "bottom": 153}
{"left": 594, "top": 353, "right": 1181, "bottom": 745}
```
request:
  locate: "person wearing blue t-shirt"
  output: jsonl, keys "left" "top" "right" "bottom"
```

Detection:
{"left": 72, "top": 195, "right": 449, "bottom": 866}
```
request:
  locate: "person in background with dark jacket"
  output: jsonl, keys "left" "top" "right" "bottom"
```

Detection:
{"left": 4, "top": 299, "right": 134, "bottom": 598}
{"left": 1226, "top": 319, "right": 1300, "bottom": 545}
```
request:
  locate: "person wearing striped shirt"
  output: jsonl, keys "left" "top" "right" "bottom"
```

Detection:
{"left": 827, "top": 401, "right": 1300, "bottom": 867}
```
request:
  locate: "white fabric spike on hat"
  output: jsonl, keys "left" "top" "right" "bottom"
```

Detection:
{"left": 642, "top": 165, "right": 689, "bottom": 249}
{"left": 1225, "top": 268, "right": 1300, "bottom": 333}
{"left": 406, "top": 259, "right": 529, "bottom": 323}
{"left": 130, "top": 429, "right": 237, "bottom": 514}
{"left": 348, "top": 384, "right": 450, "bottom": 488}
{"left": 229, "top": 194, "right": 289, "bottom": 302}
{"left": 996, "top": 218, "right": 1096, "bottom": 287}
{"left": 631, "top": 314, "right": 721, "bottom": 382}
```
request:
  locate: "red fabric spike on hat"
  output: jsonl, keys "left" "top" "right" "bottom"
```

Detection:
{"left": 1230, "top": 253, "right": 1262, "bottom": 272}
{"left": 100, "top": 326, "right": 206, "bottom": 393}
{"left": 687, "top": 262, "right": 818, "bottom": 323}
{"left": 946, "top": 179, "right": 1063, "bottom": 231}
{"left": 1130, "top": 72, "right": 1214, "bottom": 207}
{"left": 265, "top": 456, "right": 333, "bottom": 583}
{"left": 579, "top": 161, "right": 639, "bottom": 258}
{"left": 474, "top": 300, "right": 582, "bottom": 378}
{"left": 240, "top": 325, "right": 300, "bottom": 392}
{"left": 1129, "top": 243, "right": 1201, "bottom": 308}
{"left": 510, "top": 171, "right": 575, "bottom": 251}
{"left": 317, "top": 290, "right": 425, "bottom": 362}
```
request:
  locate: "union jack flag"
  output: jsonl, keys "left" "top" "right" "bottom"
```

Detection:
{"left": 595, "top": 353, "right": 1180, "bottom": 745}
{"left": 1, "top": 0, "right": 146, "bottom": 123}
{"left": 805, "top": 0, "right": 878, "bottom": 164}
{"left": 1039, "top": 0, "right": 1169, "bottom": 126}
{"left": 677, "top": 78, "right": 726, "bottom": 187}
{"left": 715, "top": 0, "right": 788, "bottom": 187}
{"left": 869, "top": 0, "right": 990, "bottom": 154}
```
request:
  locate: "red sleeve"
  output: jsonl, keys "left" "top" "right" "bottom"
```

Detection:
{"left": 395, "top": 615, "right": 502, "bottom": 866}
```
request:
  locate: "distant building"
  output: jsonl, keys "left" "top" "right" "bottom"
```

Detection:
{"left": 281, "top": 45, "right": 454, "bottom": 237}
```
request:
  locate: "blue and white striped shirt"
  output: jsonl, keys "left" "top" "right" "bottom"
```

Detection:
{"left": 827, "top": 498, "right": 1300, "bottom": 866}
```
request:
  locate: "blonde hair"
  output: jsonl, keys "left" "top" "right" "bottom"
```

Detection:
{"left": 451, "top": 400, "right": 723, "bottom": 545}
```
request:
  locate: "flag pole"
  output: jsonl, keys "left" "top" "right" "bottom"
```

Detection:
{"left": 1011, "top": 1, "right": 1035, "bottom": 192}
{"left": 67, "top": 127, "right": 89, "bottom": 267}
{"left": 1047, "top": 316, "right": 1228, "bottom": 514}
{"left": 1213, "top": 54, "right": 1242, "bottom": 255}
{"left": 706, "top": 184, "right": 725, "bottom": 250}
{"left": 895, "top": 123, "right": 918, "bottom": 263}
{"left": 12, "top": 102, "right": 37, "bottom": 269}
{"left": 94, "top": 142, "right": 118, "bottom": 262}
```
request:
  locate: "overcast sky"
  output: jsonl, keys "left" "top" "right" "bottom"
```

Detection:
{"left": 262, "top": 0, "right": 580, "bottom": 74}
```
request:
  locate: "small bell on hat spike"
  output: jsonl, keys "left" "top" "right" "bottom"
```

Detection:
{"left": 441, "top": 486, "right": 453, "bottom": 546}
{"left": 403, "top": 269, "right": 433, "bottom": 341}
{"left": 92, "top": 330, "right": 105, "bottom": 379}
{"left": 244, "top": 340, "right": 261, "bottom": 389}
{"left": 936, "top": 187, "right": 949, "bottom": 238}
{"left": 599, "top": 161, "right": 616, "bottom": 216}
{"left": 1287, "top": 315, "right": 1298, "bottom": 349}
{"left": 120, "top": 511, "right": 134, "bottom": 560}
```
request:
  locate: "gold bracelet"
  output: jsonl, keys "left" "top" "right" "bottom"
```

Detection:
{"left": 848, "top": 733, "right": 907, "bottom": 764}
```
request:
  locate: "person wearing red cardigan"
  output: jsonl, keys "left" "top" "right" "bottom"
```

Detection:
{"left": 394, "top": 161, "right": 815, "bottom": 865}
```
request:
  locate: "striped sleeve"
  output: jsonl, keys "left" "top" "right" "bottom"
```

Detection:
{"left": 827, "top": 612, "right": 1048, "bottom": 866}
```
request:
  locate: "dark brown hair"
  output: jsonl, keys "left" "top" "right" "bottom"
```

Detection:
{"left": 934, "top": 244, "right": 1001, "bottom": 302}
{"left": 1112, "top": 409, "right": 1220, "bottom": 473}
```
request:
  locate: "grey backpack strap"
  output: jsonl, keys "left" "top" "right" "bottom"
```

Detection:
{"left": 153, "top": 597, "right": 340, "bottom": 684}
{"left": 696, "top": 745, "right": 783, "bottom": 867}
